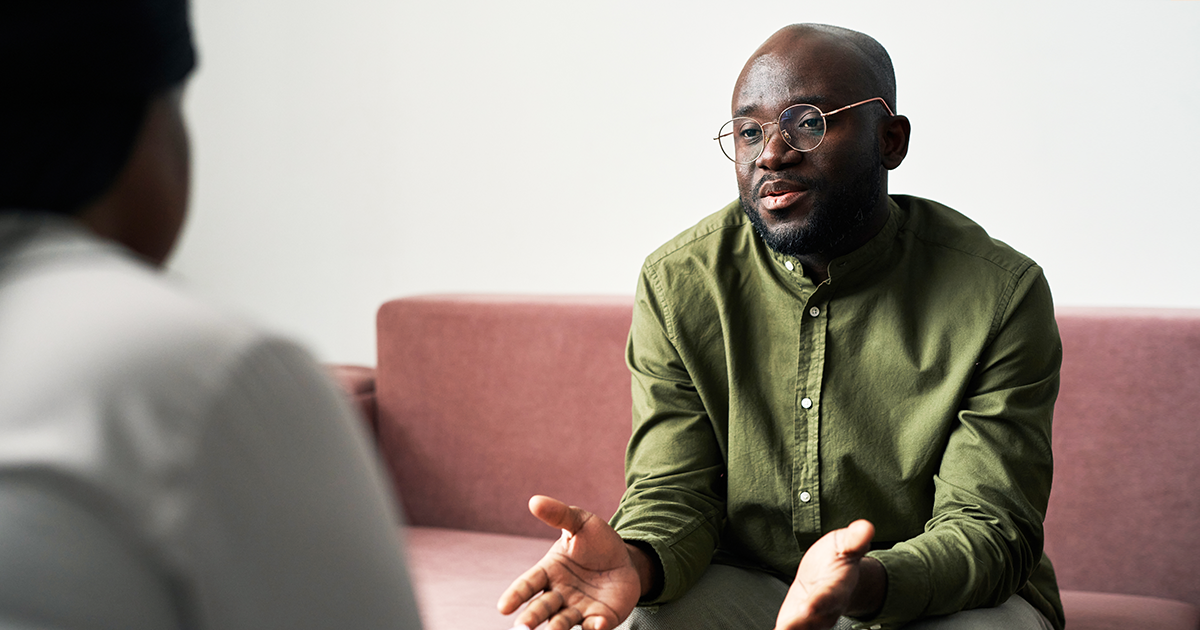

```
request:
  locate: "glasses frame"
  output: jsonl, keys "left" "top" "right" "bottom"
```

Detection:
{"left": 714, "top": 97, "right": 895, "bottom": 164}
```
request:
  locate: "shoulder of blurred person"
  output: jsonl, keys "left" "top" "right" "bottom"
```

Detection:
{"left": 0, "top": 212, "right": 419, "bottom": 627}
{"left": 0, "top": 2, "right": 423, "bottom": 628}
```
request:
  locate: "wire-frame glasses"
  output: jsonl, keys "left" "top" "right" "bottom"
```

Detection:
{"left": 715, "top": 97, "right": 895, "bottom": 164}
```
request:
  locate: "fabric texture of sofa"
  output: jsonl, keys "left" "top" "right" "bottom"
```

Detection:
{"left": 332, "top": 295, "right": 1200, "bottom": 630}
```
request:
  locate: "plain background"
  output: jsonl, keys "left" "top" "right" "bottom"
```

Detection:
{"left": 169, "top": 0, "right": 1200, "bottom": 365}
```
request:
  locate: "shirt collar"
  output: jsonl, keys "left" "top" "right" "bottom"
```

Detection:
{"left": 825, "top": 196, "right": 904, "bottom": 286}
{"left": 762, "top": 196, "right": 905, "bottom": 289}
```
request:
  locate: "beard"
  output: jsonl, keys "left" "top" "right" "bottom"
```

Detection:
{"left": 741, "top": 151, "right": 884, "bottom": 258}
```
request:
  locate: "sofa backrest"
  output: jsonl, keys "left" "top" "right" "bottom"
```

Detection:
{"left": 375, "top": 295, "right": 1200, "bottom": 606}
{"left": 376, "top": 295, "right": 633, "bottom": 539}
{"left": 1044, "top": 307, "right": 1200, "bottom": 608}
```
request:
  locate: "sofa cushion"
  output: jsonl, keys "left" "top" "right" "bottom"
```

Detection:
{"left": 406, "top": 526, "right": 551, "bottom": 630}
{"left": 1060, "top": 591, "right": 1200, "bottom": 630}
{"left": 404, "top": 532, "right": 1200, "bottom": 630}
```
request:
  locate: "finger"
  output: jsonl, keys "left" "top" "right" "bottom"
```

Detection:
{"left": 497, "top": 564, "right": 549, "bottom": 614}
{"left": 583, "top": 615, "right": 615, "bottom": 630}
{"left": 546, "top": 604, "right": 586, "bottom": 630}
{"left": 515, "top": 589, "right": 565, "bottom": 629}
{"left": 838, "top": 519, "right": 875, "bottom": 558}
{"left": 528, "top": 494, "right": 591, "bottom": 535}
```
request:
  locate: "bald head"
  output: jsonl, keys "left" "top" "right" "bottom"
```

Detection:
{"left": 736, "top": 24, "right": 896, "bottom": 114}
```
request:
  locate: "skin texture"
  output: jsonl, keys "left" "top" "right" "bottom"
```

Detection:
{"left": 499, "top": 24, "right": 910, "bottom": 630}
{"left": 77, "top": 88, "right": 191, "bottom": 267}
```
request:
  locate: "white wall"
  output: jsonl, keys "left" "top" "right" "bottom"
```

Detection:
{"left": 170, "top": 0, "right": 1200, "bottom": 365}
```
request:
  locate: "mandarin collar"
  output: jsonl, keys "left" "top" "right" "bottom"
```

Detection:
{"left": 764, "top": 196, "right": 904, "bottom": 290}
{"left": 824, "top": 196, "right": 903, "bottom": 286}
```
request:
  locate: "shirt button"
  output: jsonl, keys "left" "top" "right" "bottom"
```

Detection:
{"left": 809, "top": 306, "right": 820, "bottom": 317}
{"left": 785, "top": 260, "right": 795, "bottom": 271}
{"left": 801, "top": 397, "right": 813, "bottom": 409}
{"left": 799, "top": 491, "right": 812, "bottom": 503}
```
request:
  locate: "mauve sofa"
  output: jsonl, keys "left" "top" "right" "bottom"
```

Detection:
{"left": 331, "top": 295, "right": 1200, "bottom": 630}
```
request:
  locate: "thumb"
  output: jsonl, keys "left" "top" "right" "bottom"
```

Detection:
{"left": 528, "top": 495, "right": 590, "bottom": 535}
{"left": 836, "top": 519, "right": 875, "bottom": 558}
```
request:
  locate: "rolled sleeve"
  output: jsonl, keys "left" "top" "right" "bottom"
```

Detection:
{"left": 610, "top": 264, "right": 726, "bottom": 604}
{"left": 855, "top": 264, "right": 1060, "bottom": 628}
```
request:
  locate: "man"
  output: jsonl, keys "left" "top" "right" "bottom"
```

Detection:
{"left": 499, "top": 24, "right": 1062, "bottom": 630}
{"left": 0, "top": 2, "right": 422, "bottom": 628}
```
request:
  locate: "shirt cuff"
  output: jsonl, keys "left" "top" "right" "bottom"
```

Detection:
{"left": 852, "top": 549, "right": 930, "bottom": 630}
{"left": 618, "top": 534, "right": 687, "bottom": 606}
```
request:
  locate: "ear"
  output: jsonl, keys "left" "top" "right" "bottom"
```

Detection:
{"left": 879, "top": 114, "right": 910, "bottom": 170}
{"left": 77, "top": 92, "right": 190, "bottom": 267}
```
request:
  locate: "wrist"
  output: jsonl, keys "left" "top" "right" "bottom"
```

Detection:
{"left": 623, "top": 540, "right": 663, "bottom": 600}
{"left": 847, "top": 556, "right": 887, "bottom": 619}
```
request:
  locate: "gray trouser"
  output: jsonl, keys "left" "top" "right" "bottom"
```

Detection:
{"left": 617, "top": 563, "right": 1054, "bottom": 630}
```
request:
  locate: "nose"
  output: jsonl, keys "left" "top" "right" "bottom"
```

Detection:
{"left": 754, "top": 122, "right": 801, "bottom": 170}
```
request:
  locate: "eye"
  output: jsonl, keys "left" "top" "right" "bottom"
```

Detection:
{"left": 780, "top": 105, "right": 825, "bottom": 137}
{"left": 797, "top": 117, "right": 823, "bottom": 131}
{"left": 739, "top": 128, "right": 761, "bottom": 141}
{"left": 735, "top": 122, "right": 763, "bottom": 143}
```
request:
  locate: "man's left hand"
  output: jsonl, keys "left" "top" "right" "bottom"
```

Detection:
{"left": 775, "top": 519, "right": 886, "bottom": 630}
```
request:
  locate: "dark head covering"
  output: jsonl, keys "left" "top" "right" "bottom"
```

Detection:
{"left": 0, "top": 0, "right": 197, "bottom": 213}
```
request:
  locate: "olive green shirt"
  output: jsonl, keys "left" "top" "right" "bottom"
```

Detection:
{"left": 611, "top": 195, "right": 1063, "bottom": 630}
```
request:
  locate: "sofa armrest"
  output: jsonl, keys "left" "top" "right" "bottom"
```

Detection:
{"left": 325, "top": 364, "right": 378, "bottom": 437}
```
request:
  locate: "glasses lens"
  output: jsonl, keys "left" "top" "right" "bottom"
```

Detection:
{"left": 718, "top": 118, "right": 763, "bottom": 164}
{"left": 779, "top": 105, "right": 825, "bottom": 151}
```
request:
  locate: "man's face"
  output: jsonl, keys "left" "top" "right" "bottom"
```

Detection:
{"left": 732, "top": 36, "right": 886, "bottom": 259}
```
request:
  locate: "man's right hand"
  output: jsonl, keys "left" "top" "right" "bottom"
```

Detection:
{"left": 497, "top": 495, "right": 644, "bottom": 630}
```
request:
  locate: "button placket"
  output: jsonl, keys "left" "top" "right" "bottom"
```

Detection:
{"left": 796, "top": 287, "right": 828, "bottom": 534}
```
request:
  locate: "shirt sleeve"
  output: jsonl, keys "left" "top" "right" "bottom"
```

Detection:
{"left": 182, "top": 337, "right": 424, "bottom": 630}
{"left": 861, "top": 264, "right": 1061, "bottom": 629}
{"left": 609, "top": 264, "right": 727, "bottom": 605}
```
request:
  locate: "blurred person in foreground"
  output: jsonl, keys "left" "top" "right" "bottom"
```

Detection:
{"left": 0, "top": 2, "right": 422, "bottom": 628}
{"left": 499, "top": 24, "right": 1062, "bottom": 630}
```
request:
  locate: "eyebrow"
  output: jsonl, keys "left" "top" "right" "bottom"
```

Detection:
{"left": 734, "top": 95, "right": 832, "bottom": 119}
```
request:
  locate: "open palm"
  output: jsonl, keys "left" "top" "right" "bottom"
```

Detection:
{"left": 775, "top": 520, "right": 877, "bottom": 630}
{"left": 499, "top": 496, "right": 642, "bottom": 630}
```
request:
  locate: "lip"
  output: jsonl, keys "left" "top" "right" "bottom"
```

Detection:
{"left": 757, "top": 179, "right": 809, "bottom": 213}
{"left": 758, "top": 180, "right": 807, "bottom": 198}
{"left": 759, "top": 190, "right": 806, "bottom": 213}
